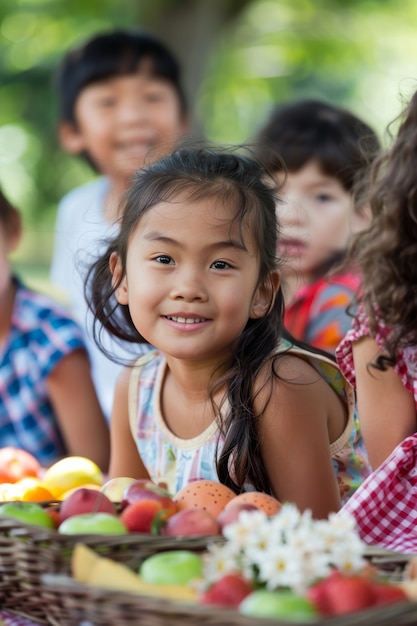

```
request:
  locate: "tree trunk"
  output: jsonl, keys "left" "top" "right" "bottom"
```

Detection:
{"left": 139, "top": 0, "right": 252, "bottom": 135}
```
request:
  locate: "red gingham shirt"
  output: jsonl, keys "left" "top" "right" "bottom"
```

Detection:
{"left": 336, "top": 304, "right": 417, "bottom": 553}
{"left": 340, "top": 434, "right": 417, "bottom": 553}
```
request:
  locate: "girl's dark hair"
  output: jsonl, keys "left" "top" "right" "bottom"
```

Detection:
{"left": 347, "top": 90, "right": 417, "bottom": 370}
{"left": 87, "top": 144, "right": 285, "bottom": 494}
{"left": 55, "top": 28, "right": 187, "bottom": 123}
{"left": 255, "top": 98, "right": 380, "bottom": 196}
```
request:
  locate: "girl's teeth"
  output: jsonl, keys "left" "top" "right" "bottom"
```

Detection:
{"left": 170, "top": 316, "right": 204, "bottom": 324}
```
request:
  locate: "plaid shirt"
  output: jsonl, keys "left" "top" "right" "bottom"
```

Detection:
{"left": 337, "top": 305, "right": 417, "bottom": 552}
{"left": 0, "top": 279, "right": 86, "bottom": 464}
{"left": 340, "top": 435, "right": 417, "bottom": 553}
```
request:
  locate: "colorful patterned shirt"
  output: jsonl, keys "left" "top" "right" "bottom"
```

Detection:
{"left": 128, "top": 343, "right": 371, "bottom": 501}
{"left": 285, "top": 271, "right": 360, "bottom": 354}
{"left": 0, "top": 279, "right": 86, "bottom": 464}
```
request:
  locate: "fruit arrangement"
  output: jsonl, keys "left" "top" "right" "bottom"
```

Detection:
{"left": 0, "top": 447, "right": 103, "bottom": 502}
{"left": 0, "top": 448, "right": 283, "bottom": 538}
{"left": 0, "top": 447, "right": 416, "bottom": 624}
{"left": 66, "top": 504, "right": 417, "bottom": 623}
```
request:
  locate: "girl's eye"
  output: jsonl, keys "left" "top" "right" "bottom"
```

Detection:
{"left": 315, "top": 193, "right": 333, "bottom": 202}
{"left": 155, "top": 255, "right": 174, "bottom": 265}
{"left": 97, "top": 96, "right": 117, "bottom": 107}
{"left": 211, "top": 260, "right": 230, "bottom": 270}
{"left": 145, "top": 91, "right": 165, "bottom": 103}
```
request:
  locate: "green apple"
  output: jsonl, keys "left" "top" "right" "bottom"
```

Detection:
{"left": 140, "top": 550, "right": 203, "bottom": 586}
{"left": 0, "top": 501, "right": 55, "bottom": 529}
{"left": 239, "top": 589, "right": 318, "bottom": 623}
{"left": 58, "top": 512, "right": 128, "bottom": 535}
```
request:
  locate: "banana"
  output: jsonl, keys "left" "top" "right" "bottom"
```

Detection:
{"left": 71, "top": 543, "right": 198, "bottom": 603}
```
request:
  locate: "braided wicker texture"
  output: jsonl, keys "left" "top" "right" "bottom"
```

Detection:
{"left": 40, "top": 574, "right": 417, "bottom": 626}
{"left": 0, "top": 513, "right": 223, "bottom": 624}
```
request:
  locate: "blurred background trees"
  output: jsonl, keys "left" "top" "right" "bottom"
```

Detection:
{"left": 1, "top": 0, "right": 417, "bottom": 285}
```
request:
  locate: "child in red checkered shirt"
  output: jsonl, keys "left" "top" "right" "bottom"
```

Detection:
{"left": 335, "top": 90, "right": 417, "bottom": 552}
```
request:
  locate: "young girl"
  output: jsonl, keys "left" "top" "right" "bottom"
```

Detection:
{"left": 336, "top": 90, "right": 417, "bottom": 471}
{"left": 87, "top": 146, "right": 370, "bottom": 518}
{"left": 0, "top": 188, "right": 109, "bottom": 470}
{"left": 255, "top": 100, "right": 380, "bottom": 354}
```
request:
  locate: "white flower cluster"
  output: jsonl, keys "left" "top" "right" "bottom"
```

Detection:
{"left": 203, "top": 503, "right": 366, "bottom": 594}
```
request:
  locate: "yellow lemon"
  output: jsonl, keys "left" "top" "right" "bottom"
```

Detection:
{"left": 12, "top": 477, "right": 54, "bottom": 502}
{"left": 43, "top": 456, "right": 103, "bottom": 499}
{"left": 0, "top": 483, "right": 16, "bottom": 502}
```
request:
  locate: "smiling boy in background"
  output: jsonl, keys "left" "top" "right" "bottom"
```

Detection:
{"left": 50, "top": 29, "right": 190, "bottom": 420}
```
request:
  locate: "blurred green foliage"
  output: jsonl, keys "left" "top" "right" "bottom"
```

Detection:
{"left": 1, "top": 0, "right": 417, "bottom": 277}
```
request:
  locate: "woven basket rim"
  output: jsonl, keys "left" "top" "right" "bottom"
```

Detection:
{"left": 0, "top": 512, "right": 225, "bottom": 546}
{"left": 41, "top": 573, "right": 417, "bottom": 626}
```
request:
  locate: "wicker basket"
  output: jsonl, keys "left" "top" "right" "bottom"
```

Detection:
{"left": 39, "top": 573, "right": 417, "bottom": 626}
{"left": 0, "top": 513, "right": 223, "bottom": 625}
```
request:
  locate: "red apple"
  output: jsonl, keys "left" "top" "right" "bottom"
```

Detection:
{"left": 120, "top": 499, "right": 176, "bottom": 534}
{"left": 122, "top": 479, "right": 177, "bottom": 515}
{"left": 0, "top": 447, "right": 41, "bottom": 483}
{"left": 200, "top": 573, "right": 254, "bottom": 608}
{"left": 217, "top": 502, "right": 258, "bottom": 531}
{"left": 163, "top": 507, "right": 221, "bottom": 537}
{"left": 59, "top": 487, "right": 117, "bottom": 522}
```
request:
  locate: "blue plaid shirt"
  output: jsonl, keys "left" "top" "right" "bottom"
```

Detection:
{"left": 0, "top": 279, "right": 86, "bottom": 465}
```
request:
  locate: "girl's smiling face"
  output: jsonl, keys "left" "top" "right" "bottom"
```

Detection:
{"left": 112, "top": 194, "right": 276, "bottom": 364}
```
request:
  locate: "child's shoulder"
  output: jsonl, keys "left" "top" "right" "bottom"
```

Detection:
{"left": 275, "top": 339, "right": 346, "bottom": 393}
{"left": 14, "top": 280, "right": 82, "bottom": 332}
{"left": 58, "top": 176, "right": 109, "bottom": 210}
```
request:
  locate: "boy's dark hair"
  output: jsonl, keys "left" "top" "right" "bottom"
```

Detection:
{"left": 55, "top": 28, "right": 187, "bottom": 124}
{"left": 86, "top": 144, "right": 286, "bottom": 495}
{"left": 255, "top": 99, "right": 380, "bottom": 193}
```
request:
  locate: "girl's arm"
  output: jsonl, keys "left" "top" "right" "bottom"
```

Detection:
{"left": 46, "top": 348, "right": 110, "bottom": 472}
{"left": 108, "top": 366, "right": 151, "bottom": 480}
{"left": 353, "top": 336, "right": 416, "bottom": 469}
{"left": 256, "top": 356, "right": 341, "bottom": 519}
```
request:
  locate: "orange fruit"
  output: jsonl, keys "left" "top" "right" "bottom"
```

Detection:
{"left": 12, "top": 477, "right": 55, "bottom": 502}
{"left": 173, "top": 480, "right": 236, "bottom": 518}
{"left": 225, "top": 492, "right": 281, "bottom": 516}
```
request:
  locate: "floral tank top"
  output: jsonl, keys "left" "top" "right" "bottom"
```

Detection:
{"left": 128, "top": 342, "right": 371, "bottom": 502}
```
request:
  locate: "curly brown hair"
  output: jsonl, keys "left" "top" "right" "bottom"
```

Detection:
{"left": 348, "top": 89, "right": 417, "bottom": 369}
